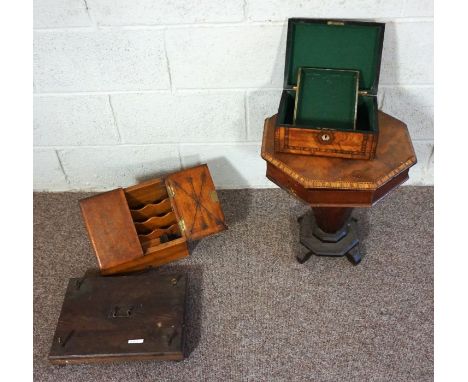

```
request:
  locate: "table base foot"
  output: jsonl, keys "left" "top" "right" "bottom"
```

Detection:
{"left": 298, "top": 210, "right": 361, "bottom": 265}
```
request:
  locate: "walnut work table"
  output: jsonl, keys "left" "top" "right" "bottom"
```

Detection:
{"left": 261, "top": 112, "right": 417, "bottom": 265}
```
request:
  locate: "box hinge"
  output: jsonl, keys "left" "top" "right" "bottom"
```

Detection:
{"left": 210, "top": 190, "right": 219, "bottom": 203}
{"left": 167, "top": 184, "right": 175, "bottom": 198}
{"left": 178, "top": 219, "right": 186, "bottom": 234}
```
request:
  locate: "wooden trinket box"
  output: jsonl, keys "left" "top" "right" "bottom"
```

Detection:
{"left": 49, "top": 273, "right": 187, "bottom": 364}
{"left": 80, "top": 164, "right": 226, "bottom": 275}
{"left": 275, "top": 18, "right": 385, "bottom": 160}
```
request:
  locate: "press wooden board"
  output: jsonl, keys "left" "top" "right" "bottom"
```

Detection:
{"left": 48, "top": 272, "right": 187, "bottom": 364}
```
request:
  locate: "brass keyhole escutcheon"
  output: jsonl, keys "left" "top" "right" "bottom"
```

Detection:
{"left": 317, "top": 132, "right": 333, "bottom": 144}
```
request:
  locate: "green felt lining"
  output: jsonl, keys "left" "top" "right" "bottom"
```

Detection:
{"left": 285, "top": 19, "right": 384, "bottom": 93}
{"left": 278, "top": 90, "right": 377, "bottom": 133}
{"left": 294, "top": 68, "right": 359, "bottom": 130}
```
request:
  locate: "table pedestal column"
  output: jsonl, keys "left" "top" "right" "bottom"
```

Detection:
{"left": 297, "top": 207, "right": 362, "bottom": 265}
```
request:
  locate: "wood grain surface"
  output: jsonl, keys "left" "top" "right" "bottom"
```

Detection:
{"left": 80, "top": 165, "right": 226, "bottom": 275}
{"left": 79, "top": 189, "right": 143, "bottom": 271}
{"left": 166, "top": 164, "right": 227, "bottom": 241}
{"left": 49, "top": 273, "right": 186, "bottom": 364}
{"left": 263, "top": 112, "right": 416, "bottom": 191}
{"left": 275, "top": 124, "right": 378, "bottom": 160}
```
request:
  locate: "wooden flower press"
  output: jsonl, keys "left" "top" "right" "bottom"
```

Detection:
{"left": 261, "top": 111, "right": 417, "bottom": 265}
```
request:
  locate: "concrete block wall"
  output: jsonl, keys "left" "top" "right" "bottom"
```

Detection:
{"left": 34, "top": 0, "right": 433, "bottom": 191}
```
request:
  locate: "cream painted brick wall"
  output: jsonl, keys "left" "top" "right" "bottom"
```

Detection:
{"left": 34, "top": 0, "right": 91, "bottom": 28}
{"left": 165, "top": 25, "right": 286, "bottom": 89}
{"left": 87, "top": 0, "right": 244, "bottom": 26}
{"left": 408, "top": 141, "right": 434, "bottom": 186}
{"left": 380, "top": 86, "right": 434, "bottom": 140}
{"left": 34, "top": 95, "right": 119, "bottom": 145}
{"left": 34, "top": 149, "right": 69, "bottom": 190}
{"left": 380, "top": 21, "right": 433, "bottom": 85}
{"left": 245, "top": 0, "right": 405, "bottom": 21}
{"left": 59, "top": 145, "right": 181, "bottom": 190}
{"left": 402, "top": 0, "right": 434, "bottom": 17}
{"left": 34, "top": 30, "right": 170, "bottom": 92}
{"left": 33, "top": 0, "right": 433, "bottom": 191}
{"left": 179, "top": 144, "right": 274, "bottom": 189}
{"left": 247, "top": 90, "right": 282, "bottom": 141}
{"left": 110, "top": 91, "right": 246, "bottom": 143}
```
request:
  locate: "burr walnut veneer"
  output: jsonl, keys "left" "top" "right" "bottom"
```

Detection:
{"left": 80, "top": 164, "right": 226, "bottom": 275}
{"left": 262, "top": 111, "right": 417, "bottom": 264}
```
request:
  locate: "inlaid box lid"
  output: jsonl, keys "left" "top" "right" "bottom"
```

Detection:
{"left": 166, "top": 164, "right": 227, "bottom": 241}
{"left": 284, "top": 18, "right": 385, "bottom": 95}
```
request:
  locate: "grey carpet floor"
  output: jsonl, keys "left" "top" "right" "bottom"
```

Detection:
{"left": 34, "top": 187, "right": 433, "bottom": 382}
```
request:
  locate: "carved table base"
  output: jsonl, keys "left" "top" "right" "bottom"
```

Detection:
{"left": 297, "top": 207, "right": 362, "bottom": 265}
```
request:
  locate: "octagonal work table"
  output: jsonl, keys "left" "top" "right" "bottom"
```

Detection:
{"left": 261, "top": 111, "right": 417, "bottom": 265}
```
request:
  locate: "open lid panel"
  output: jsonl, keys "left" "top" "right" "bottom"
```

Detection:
{"left": 80, "top": 189, "right": 143, "bottom": 271}
{"left": 284, "top": 18, "right": 385, "bottom": 94}
{"left": 165, "top": 164, "right": 227, "bottom": 241}
{"left": 294, "top": 67, "right": 359, "bottom": 129}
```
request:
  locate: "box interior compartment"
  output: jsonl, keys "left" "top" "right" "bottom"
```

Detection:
{"left": 279, "top": 89, "right": 377, "bottom": 133}
{"left": 124, "top": 179, "right": 182, "bottom": 255}
{"left": 294, "top": 67, "right": 359, "bottom": 129}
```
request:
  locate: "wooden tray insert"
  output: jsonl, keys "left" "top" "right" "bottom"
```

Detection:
{"left": 124, "top": 179, "right": 182, "bottom": 255}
